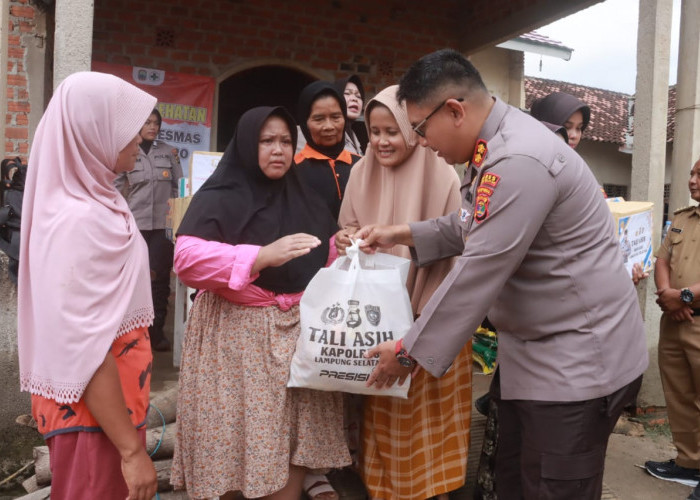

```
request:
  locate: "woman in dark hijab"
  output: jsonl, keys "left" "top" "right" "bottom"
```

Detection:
{"left": 530, "top": 91, "right": 591, "bottom": 149}
{"left": 294, "top": 81, "right": 361, "bottom": 220}
{"left": 334, "top": 74, "right": 367, "bottom": 154}
{"left": 170, "top": 106, "right": 350, "bottom": 500}
{"left": 541, "top": 121, "right": 569, "bottom": 142}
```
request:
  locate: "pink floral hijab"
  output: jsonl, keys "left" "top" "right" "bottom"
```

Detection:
{"left": 18, "top": 72, "right": 157, "bottom": 403}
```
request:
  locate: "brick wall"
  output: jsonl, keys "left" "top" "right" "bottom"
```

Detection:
{"left": 92, "top": 0, "right": 464, "bottom": 96}
{"left": 5, "top": 0, "right": 35, "bottom": 159}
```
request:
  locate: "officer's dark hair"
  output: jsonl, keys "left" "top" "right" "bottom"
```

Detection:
{"left": 397, "top": 49, "right": 487, "bottom": 105}
{"left": 150, "top": 108, "right": 163, "bottom": 128}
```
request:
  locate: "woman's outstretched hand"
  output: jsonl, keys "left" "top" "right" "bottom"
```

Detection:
{"left": 253, "top": 233, "right": 322, "bottom": 273}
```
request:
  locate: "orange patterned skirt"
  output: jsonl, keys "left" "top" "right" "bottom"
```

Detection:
{"left": 361, "top": 341, "right": 473, "bottom": 499}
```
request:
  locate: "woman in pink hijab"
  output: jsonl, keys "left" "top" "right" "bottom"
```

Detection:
{"left": 17, "top": 72, "right": 158, "bottom": 500}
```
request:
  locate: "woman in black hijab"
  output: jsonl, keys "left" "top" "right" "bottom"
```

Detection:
{"left": 334, "top": 74, "right": 367, "bottom": 154}
{"left": 171, "top": 106, "right": 350, "bottom": 500}
{"left": 294, "top": 81, "right": 361, "bottom": 220}
{"left": 530, "top": 91, "right": 591, "bottom": 149}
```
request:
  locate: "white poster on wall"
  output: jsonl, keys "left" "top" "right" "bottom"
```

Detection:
{"left": 189, "top": 151, "right": 223, "bottom": 195}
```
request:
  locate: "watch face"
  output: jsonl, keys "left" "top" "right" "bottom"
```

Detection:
{"left": 397, "top": 356, "right": 414, "bottom": 368}
{"left": 682, "top": 288, "right": 694, "bottom": 304}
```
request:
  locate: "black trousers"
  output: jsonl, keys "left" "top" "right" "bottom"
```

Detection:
{"left": 492, "top": 373, "right": 642, "bottom": 499}
{"left": 140, "top": 229, "right": 173, "bottom": 345}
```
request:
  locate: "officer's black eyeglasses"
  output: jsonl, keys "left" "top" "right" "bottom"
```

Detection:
{"left": 412, "top": 97, "right": 464, "bottom": 138}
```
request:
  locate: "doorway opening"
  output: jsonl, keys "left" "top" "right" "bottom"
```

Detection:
{"left": 217, "top": 65, "right": 316, "bottom": 149}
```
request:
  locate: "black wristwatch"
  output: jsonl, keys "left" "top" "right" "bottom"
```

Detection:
{"left": 395, "top": 339, "right": 416, "bottom": 368}
{"left": 681, "top": 288, "right": 694, "bottom": 305}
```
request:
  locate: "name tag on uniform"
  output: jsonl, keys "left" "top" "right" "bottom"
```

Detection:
{"left": 671, "top": 228, "right": 682, "bottom": 233}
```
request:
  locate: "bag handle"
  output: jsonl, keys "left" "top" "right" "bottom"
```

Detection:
{"left": 345, "top": 239, "right": 363, "bottom": 279}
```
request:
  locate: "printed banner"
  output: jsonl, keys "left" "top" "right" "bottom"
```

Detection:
{"left": 92, "top": 62, "right": 215, "bottom": 177}
{"left": 607, "top": 200, "right": 654, "bottom": 276}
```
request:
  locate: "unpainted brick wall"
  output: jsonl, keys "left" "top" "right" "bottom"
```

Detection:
{"left": 5, "top": 0, "right": 34, "bottom": 159}
{"left": 91, "top": 0, "right": 465, "bottom": 96}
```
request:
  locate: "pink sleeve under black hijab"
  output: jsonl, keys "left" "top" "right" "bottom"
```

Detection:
{"left": 177, "top": 106, "right": 338, "bottom": 294}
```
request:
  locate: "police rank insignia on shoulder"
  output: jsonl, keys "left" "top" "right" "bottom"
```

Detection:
{"left": 471, "top": 139, "right": 488, "bottom": 167}
{"left": 674, "top": 205, "right": 698, "bottom": 215}
{"left": 172, "top": 148, "right": 180, "bottom": 165}
{"left": 474, "top": 172, "right": 500, "bottom": 224}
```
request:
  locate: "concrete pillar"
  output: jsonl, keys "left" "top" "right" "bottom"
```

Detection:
{"left": 508, "top": 51, "right": 525, "bottom": 109}
{"left": 53, "top": 0, "right": 93, "bottom": 89}
{"left": 0, "top": 0, "right": 9, "bottom": 152}
{"left": 669, "top": 0, "right": 700, "bottom": 212}
{"left": 632, "top": 0, "right": 673, "bottom": 406}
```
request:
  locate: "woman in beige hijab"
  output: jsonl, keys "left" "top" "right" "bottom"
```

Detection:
{"left": 337, "top": 85, "right": 472, "bottom": 500}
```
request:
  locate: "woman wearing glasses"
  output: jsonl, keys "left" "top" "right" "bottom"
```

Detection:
{"left": 336, "top": 85, "right": 472, "bottom": 500}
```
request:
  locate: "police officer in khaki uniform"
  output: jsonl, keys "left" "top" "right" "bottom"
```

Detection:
{"left": 355, "top": 49, "right": 648, "bottom": 500}
{"left": 115, "top": 109, "right": 183, "bottom": 351}
{"left": 645, "top": 158, "right": 700, "bottom": 498}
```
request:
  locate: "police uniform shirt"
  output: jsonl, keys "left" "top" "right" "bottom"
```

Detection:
{"left": 115, "top": 141, "right": 183, "bottom": 231}
{"left": 656, "top": 205, "right": 700, "bottom": 290}
{"left": 403, "top": 97, "right": 648, "bottom": 402}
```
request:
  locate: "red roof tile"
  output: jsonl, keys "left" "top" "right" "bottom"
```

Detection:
{"left": 525, "top": 76, "right": 630, "bottom": 144}
{"left": 525, "top": 77, "right": 676, "bottom": 145}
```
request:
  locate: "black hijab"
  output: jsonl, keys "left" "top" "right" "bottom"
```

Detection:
{"left": 334, "top": 75, "right": 368, "bottom": 152}
{"left": 139, "top": 108, "right": 162, "bottom": 155}
{"left": 334, "top": 75, "right": 365, "bottom": 121}
{"left": 177, "top": 106, "right": 337, "bottom": 294}
{"left": 297, "top": 81, "right": 347, "bottom": 158}
{"left": 530, "top": 92, "right": 590, "bottom": 131}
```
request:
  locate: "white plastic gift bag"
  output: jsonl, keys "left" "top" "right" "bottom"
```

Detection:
{"left": 288, "top": 240, "right": 414, "bottom": 398}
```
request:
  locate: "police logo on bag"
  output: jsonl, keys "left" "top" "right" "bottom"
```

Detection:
{"left": 321, "top": 303, "right": 345, "bottom": 324}
{"left": 346, "top": 300, "right": 362, "bottom": 328}
{"left": 365, "top": 305, "right": 381, "bottom": 326}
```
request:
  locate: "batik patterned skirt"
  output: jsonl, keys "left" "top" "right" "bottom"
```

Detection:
{"left": 171, "top": 292, "right": 351, "bottom": 499}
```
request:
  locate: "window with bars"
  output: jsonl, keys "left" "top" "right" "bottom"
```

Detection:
{"left": 603, "top": 184, "right": 628, "bottom": 199}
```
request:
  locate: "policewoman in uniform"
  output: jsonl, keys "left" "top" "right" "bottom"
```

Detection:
{"left": 356, "top": 49, "right": 647, "bottom": 500}
{"left": 115, "top": 108, "right": 183, "bottom": 351}
{"left": 646, "top": 158, "right": 700, "bottom": 500}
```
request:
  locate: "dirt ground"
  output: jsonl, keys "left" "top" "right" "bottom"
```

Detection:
{"left": 604, "top": 432, "right": 693, "bottom": 499}
{"left": 469, "top": 372, "right": 695, "bottom": 500}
